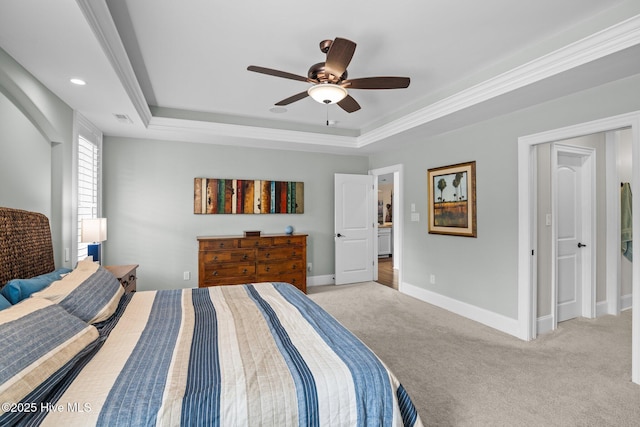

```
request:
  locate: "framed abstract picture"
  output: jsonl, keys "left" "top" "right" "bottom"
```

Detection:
{"left": 194, "top": 178, "right": 304, "bottom": 214}
{"left": 427, "top": 161, "right": 476, "bottom": 237}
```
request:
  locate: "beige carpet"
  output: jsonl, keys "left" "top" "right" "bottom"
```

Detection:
{"left": 307, "top": 282, "right": 640, "bottom": 426}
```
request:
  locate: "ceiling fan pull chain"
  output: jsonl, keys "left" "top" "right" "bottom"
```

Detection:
{"left": 326, "top": 104, "right": 329, "bottom": 126}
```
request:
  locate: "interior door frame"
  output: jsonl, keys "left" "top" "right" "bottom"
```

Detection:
{"left": 517, "top": 110, "right": 640, "bottom": 384}
{"left": 370, "top": 164, "right": 404, "bottom": 290}
{"left": 551, "top": 143, "right": 596, "bottom": 329}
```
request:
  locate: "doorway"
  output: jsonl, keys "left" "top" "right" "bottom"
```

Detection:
{"left": 517, "top": 111, "right": 640, "bottom": 384}
{"left": 536, "top": 134, "right": 630, "bottom": 332}
{"left": 371, "top": 164, "right": 403, "bottom": 291}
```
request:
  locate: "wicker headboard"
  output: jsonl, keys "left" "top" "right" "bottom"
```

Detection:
{"left": 0, "top": 207, "right": 56, "bottom": 286}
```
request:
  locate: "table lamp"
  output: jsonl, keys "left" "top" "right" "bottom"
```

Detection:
{"left": 81, "top": 218, "right": 107, "bottom": 264}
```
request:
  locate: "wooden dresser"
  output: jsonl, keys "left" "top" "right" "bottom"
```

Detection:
{"left": 197, "top": 234, "right": 307, "bottom": 293}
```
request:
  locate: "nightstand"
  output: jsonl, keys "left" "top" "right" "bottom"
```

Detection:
{"left": 104, "top": 264, "right": 138, "bottom": 293}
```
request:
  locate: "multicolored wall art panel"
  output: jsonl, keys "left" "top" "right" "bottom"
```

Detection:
{"left": 194, "top": 178, "right": 304, "bottom": 214}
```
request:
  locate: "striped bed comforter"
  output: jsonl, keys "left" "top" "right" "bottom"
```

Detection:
{"left": 38, "top": 282, "right": 422, "bottom": 426}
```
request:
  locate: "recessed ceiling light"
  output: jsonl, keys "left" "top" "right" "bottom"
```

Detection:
{"left": 269, "top": 107, "right": 287, "bottom": 114}
{"left": 70, "top": 78, "right": 86, "bottom": 85}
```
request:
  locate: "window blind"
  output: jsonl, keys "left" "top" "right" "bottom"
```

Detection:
{"left": 77, "top": 135, "right": 100, "bottom": 260}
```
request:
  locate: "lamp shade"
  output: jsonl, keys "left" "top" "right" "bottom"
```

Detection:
{"left": 307, "top": 83, "right": 348, "bottom": 104}
{"left": 81, "top": 218, "right": 107, "bottom": 243}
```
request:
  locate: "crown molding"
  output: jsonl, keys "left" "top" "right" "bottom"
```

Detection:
{"left": 77, "top": 0, "right": 152, "bottom": 127}
{"left": 356, "top": 13, "right": 640, "bottom": 148}
{"left": 85, "top": 3, "right": 640, "bottom": 150}
{"left": 148, "top": 116, "right": 359, "bottom": 151}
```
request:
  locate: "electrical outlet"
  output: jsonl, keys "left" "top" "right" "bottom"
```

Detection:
{"left": 183, "top": 271, "right": 191, "bottom": 280}
{"left": 307, "top": 263, "right": 312, "bottom": 272}
{"left": 430, "top": 274, "right": 436, "bottom": 284}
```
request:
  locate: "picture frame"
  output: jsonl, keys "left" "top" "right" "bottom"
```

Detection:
{"left": 427, "top": 161, "right": 477, "bottom": 237}
{"left": 194, "top": 178, "right": 304, "bottom": 214}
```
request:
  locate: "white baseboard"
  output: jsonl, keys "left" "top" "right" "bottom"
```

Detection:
{"left": 307, "top": 274, "right": 335, "bottom": 287}
{"left": 537, "top": 296, "right": 632, "bottom": 335}
{"left": 402, "top": 281, "right": 520, "bottom": 338}
{"left": 537, "top": 315, "right": 554, "bottom": 335}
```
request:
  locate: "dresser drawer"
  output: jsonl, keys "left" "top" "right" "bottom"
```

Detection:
{"left": 276, "top": 273, "right": 305, "bottom": 291}
{"left": 199, "top": 239, "right": 239, "bottom": 250}
{"left": 202, "top": 263, "right": 255, "bottom": 285}
{"left": 272, "top": 236, "right": 304, "bottom": 246}
{"left": 239, "top": 237, "right": 272, "bottom": 248}
{"left": 104, "top": 264, "right": 138, "bottom": 293}
{"left": 257, "top": 269, "right": 305, "bottom": 288}
{"left": 258, "top": 246, "right": 303, "bottom": 261}
{"left": 201, "top": 249, "right": 254, "bottom": 264}
{"left": 257, "top": 260, "right": 304, "bottom": 276}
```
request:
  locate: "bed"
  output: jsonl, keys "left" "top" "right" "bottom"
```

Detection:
{"left": 0, "top": 207, "right": 423, "bottom": 426}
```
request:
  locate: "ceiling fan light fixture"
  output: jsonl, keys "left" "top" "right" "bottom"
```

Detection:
{"left": 307, "top": 83, "right": 348, "bottom": 105}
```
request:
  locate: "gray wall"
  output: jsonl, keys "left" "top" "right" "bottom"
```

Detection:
{"left": 368, "top": 73, "right": 640, "bottom": 320}
{"left": 102, "top": 137, "right": 368, "bottom": 290}
{"left": 0, "top": 48, "right": 74, "bottom": 268}
{"left": 0, "top": 91, "right": 51, "bottom": 215}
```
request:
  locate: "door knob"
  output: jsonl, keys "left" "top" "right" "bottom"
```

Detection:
{"left": 336, "top": 233, "right": 346, "bottom": 237}
{"left": 577, "top": 242, "right": 587, "bottom": 248}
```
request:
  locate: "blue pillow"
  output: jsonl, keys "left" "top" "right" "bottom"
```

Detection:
{"left": 0, "top": 268, "right": 72, "bottom": 304}
{"left": 0, "top": 294, "right": 11, "bottom": 310}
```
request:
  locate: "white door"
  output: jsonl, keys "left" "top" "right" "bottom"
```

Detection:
{"left": 334, "top": 173, "right": 375, "bottom": 285}
{"left": 556, "top": 155, "right": 583, "bottom": 322}
{"left": 555, "top": 146, "right": 595, "bottom": 323}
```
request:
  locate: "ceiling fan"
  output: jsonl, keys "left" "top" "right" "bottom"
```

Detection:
{"left": 247, "top": 37, "right": 410, "bottom": 113}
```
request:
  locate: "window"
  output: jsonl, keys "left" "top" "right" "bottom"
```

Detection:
{"left": 77, "top": 135, "right": 100, "bottom": 260}
{"left": 73, "top": 113, "right": 102, "bottom": 264}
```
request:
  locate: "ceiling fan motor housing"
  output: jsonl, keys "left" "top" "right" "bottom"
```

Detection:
{"left": 308, "top": 62, "right": 347, "bottom": 83}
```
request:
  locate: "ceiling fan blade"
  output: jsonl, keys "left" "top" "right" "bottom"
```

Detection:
{"left": 325, "top": 38, "right": 356, "bottom": 79}
{"left": 337, "top": 95, "right": 361, "bottom": 113}
{"left": 342, "top": 76, "right": 410, "bottom": 89}
{"left": 275, "top": 91, "right": 309, "bottom": 106}
{"left": 247, "top": 65, "right": 311, "bottom": 83}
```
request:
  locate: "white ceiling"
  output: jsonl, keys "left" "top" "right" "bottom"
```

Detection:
{"left": 1, "top": 0, "right": 639, "bottom": 154}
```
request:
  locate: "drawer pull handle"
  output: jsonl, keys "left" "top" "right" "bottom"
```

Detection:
{"left": 266, "top": 253, "right": 270, "bottom": 258}
{"left": 292, "top": 265, "right": 296, "bottom": 270}
{"left": 265, "top": 267, "right": 270, "bottom": 272}
{"left": 213, "top": 271, "right": 218, "bottom": 276}
{"left": 214, "top": 255, "right": 218, "bottom": 261}
{"left": 243, "top": 254, "right": 248, "bottom": 259}
{"left": 219, "top": 243, "right": 225, "bottom": 248}
{"left": 242, "top": 269, "right": 247, "bottom": 274}
{"left": 287, "top": 239, "right": 291, "bottom": 244}
{"left": 128, "top": 275, "right": 135, "bottom": 281}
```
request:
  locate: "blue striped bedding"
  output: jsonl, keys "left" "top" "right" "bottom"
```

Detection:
{"left": 38, "top": 282, "right": 422, "bottom": 426}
